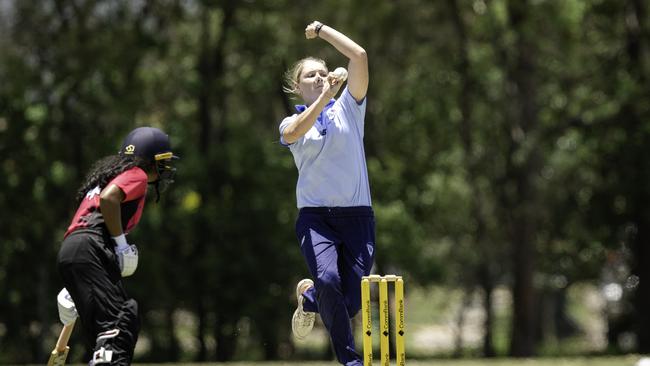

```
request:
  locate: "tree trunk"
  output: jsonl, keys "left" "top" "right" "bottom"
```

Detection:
{"left": 193, "top": 1, "right": 237, "bottom": 360}
{"left": 448, "top": 0, "right": 497, "bottom": 356}
{"left": 633, "top": 221, "right": 650, "bottom": 352}
{"left": 625, "top": 0, "right": 650, "bottom": 353}
{"left": 195, "top": 294, "right": 208, "bottom": 361}
{"left": 504, "top": 0, "right": 541, "bottom": 356}
{"left": 479, "top": 265, "right": 496, "bottom": 357}
{"left": 453, "top": 289, "right": 472, "bottom": 358}
{"left": 215, "top": 314, "right": 238, "bottom": 361}
{"left": 166, "top": 307, "right": 180, "bottom": 361}
{"left": 509, "top": 214, "right": 536, "bottom": 356}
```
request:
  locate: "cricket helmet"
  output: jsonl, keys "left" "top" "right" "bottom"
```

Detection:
{"left": 119, "top": 126, "right": 179, "bottom": 198}
{"left": 119, "top": 126, "right": 177, "bottom": 162}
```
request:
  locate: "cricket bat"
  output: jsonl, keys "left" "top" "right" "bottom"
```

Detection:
{"left": 47, "top": 320, "right": 75, "bottom": 366}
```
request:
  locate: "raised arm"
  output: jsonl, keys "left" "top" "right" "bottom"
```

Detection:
{"left": 306, "top": 21, "right": 368, "bottom": 102}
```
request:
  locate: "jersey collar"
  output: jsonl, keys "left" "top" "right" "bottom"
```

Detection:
{"left": 294, "top": 98, "right": 336, "bottom": 113}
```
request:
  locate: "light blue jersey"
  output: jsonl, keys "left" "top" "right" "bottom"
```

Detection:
{"left": 279, "top": 87, "right": 371, "bottom": 208}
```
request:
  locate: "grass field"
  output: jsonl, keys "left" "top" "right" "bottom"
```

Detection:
{"left": 134, "top": 356, "right": 643, "bottom": 366}
{"left": 117, "top": 285, "right": 638, "bottom": 366}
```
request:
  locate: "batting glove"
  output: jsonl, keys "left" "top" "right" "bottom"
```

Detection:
{"left": 117, "top": 244, "right": 139, "bottom": 277}
{"left": 57, "top": 288, "right": 78, "bottom": 325}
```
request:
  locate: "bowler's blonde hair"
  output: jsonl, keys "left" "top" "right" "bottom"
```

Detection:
{"left": 283, "top": 57, "right": 327, "bottom": 98}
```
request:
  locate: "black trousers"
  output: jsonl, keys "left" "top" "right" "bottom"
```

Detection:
{"left": 57, "top": 229, "right": 140, "bottom": 365}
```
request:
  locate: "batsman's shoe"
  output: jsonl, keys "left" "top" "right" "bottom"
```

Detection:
{"left": 292, "top": 279, "right": 315, "bottom": 340}
{"left": 90, "top": 329, "right": 119, "bottom": 365}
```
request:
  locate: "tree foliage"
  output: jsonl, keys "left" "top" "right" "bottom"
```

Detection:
{"left": 0, "top": 0, "right": 648, "bottom": 362}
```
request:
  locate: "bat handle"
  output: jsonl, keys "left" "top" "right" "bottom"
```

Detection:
{"left": 56, "top": 321, "right": 75, "bottom": 353}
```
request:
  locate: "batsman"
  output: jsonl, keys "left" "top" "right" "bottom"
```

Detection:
{"left": 55, "top": 127, "right": 178, "bottom": 365}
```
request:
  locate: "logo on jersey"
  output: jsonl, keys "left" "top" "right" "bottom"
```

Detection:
{"left": 85, "top": 186, "right": 101, "bottom": 200}
{"left": 327, "top": 107, "right": 336, "bottom": 121}
{"left": 124, "top": 144, "right": 136, "bottom": 154}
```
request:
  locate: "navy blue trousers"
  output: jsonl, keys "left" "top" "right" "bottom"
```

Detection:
{"left": 296, "top": 206, "right": 375, "bottom": 366}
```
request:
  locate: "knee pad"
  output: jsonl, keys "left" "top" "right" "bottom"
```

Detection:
{"left": 90, "top": 329, "right": 120, "bottom": 365}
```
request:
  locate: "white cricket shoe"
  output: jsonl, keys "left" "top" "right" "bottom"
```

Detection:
{"left": 292, "top": 279, "right": 315, "bottom": 340}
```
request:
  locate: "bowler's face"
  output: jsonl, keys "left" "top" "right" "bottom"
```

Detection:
{"left": 298, "top": 60, "right": 328, "bottom": 105}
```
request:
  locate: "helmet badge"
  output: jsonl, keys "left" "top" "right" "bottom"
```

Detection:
{"left": 124, "top": 144, "right": 136, "bottom": 154}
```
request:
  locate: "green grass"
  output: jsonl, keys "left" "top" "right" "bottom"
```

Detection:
{"left": 134, "top": 356, "right": 641, "bottom": 366}
{"left": 122, "top": 285, "right": 637, "bottom": 366}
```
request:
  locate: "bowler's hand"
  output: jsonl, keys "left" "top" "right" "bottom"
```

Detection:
{"left": 305, "top": 21, "right": 323, "bottom": 39}
{"left": 323, "top": 72, "right": 344, "bottom": 99}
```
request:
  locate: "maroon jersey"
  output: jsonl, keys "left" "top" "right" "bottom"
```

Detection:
{"left": 65, "top": 167, "right": 148, "bottom": 238}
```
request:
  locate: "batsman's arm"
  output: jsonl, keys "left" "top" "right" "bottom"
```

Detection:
{"left": 99, "top": 184, "right": 126, "bottom": 238}
{"left": 100, "top": 184, "right": 139, "bottom": 276}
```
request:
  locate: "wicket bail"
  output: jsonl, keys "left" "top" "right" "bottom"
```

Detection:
{"left": 361, "top": 275, "right": 405, "bottom": 366}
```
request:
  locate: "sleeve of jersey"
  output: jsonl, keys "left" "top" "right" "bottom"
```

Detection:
{"left": 337, "top": 87, "right": 367, "bottom": 135}
{"left": 109, "top": 168, "right": 148, "bottom": 202}
{"left": 279, "top": 114, "right": 299, "bottom": 146}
